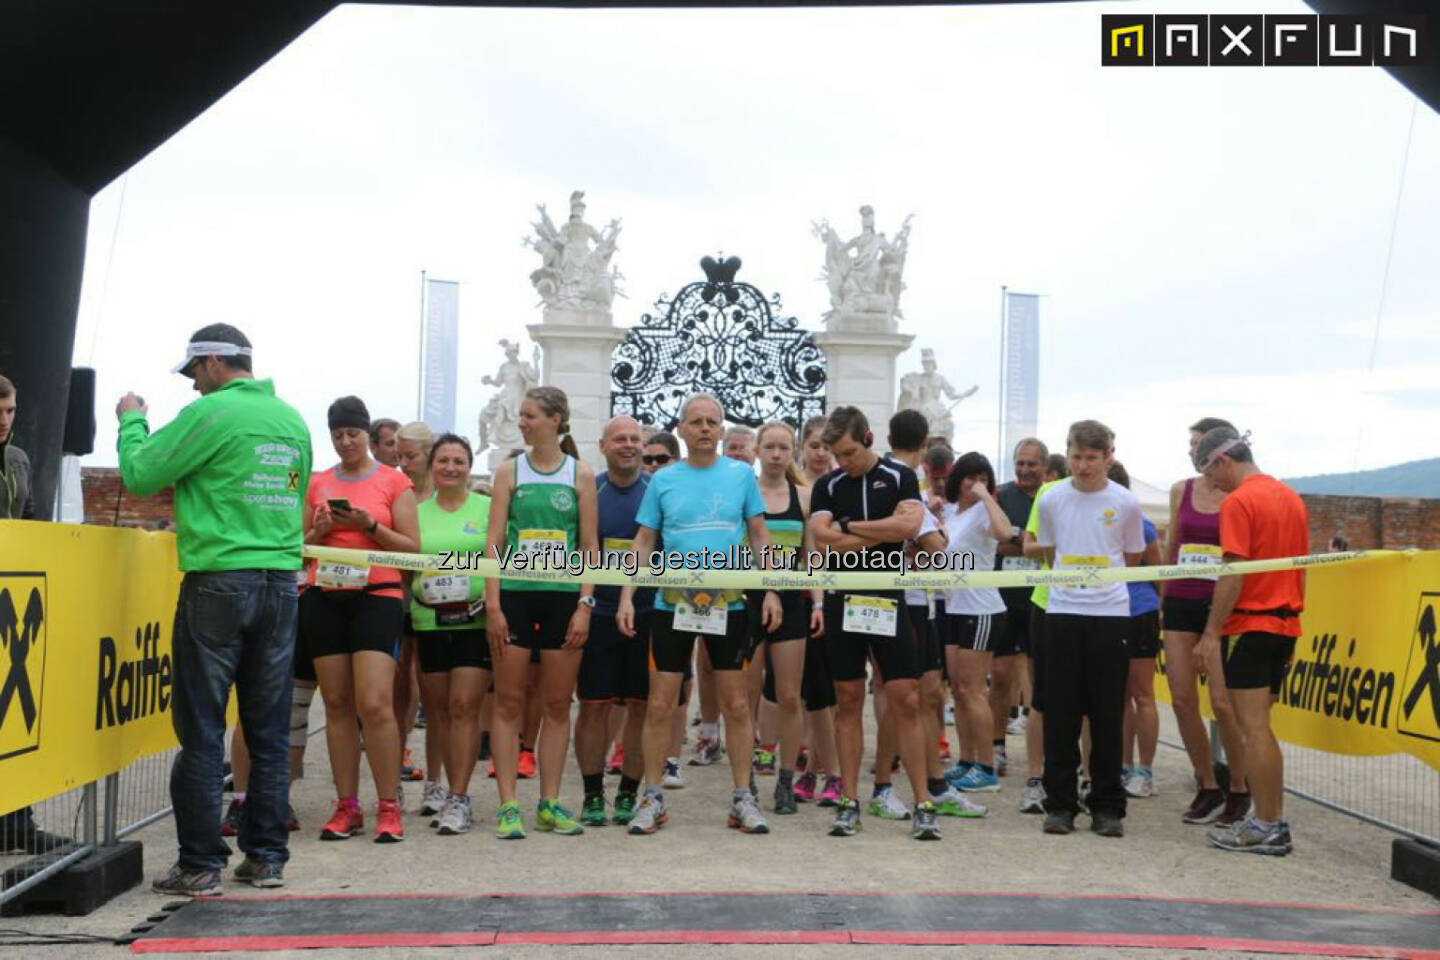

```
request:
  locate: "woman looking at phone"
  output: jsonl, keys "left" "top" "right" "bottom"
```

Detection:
{"left": 302, "top": 396, "right": 420, "bottom": 843}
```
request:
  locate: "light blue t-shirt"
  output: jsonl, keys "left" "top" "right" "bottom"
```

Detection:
{"left": 1127, "top": 517, "right": 1160, "bottom": 616}
{"left": 635, "top": 457, "right": 766, "bottom": 611}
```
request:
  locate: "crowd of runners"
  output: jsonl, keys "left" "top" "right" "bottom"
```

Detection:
{"left": 111, "top": 326, "right": 1311, "bottom": 896}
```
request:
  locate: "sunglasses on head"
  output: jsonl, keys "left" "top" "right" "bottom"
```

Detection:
{"left": 643, "top": 453, "right": 672, "bottom": 465}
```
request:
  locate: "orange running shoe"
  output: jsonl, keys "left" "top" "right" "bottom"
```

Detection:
{"left": 375, "top": 798, "right": 404, "bottom": 843}
{"left": 487, "top": 758, "right": 497, "bottom": 779}
{"left": 938, "top": 736, "right": 952, "bottom": 760}
{"left": 606, "top": 744, "right": 624, "bottom": 776}
{"left": 401, "top": 748, "right": 425, "bottom": 782}
{"left": 319, "top": 799, "right": 363, "bottom": 841}
{"left": 517, "top": 749, "right": 538, "bottom": 780}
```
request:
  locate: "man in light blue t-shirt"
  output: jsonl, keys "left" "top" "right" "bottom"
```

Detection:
{"left": 619, "top": 393, "right": 781, "bottom": 836}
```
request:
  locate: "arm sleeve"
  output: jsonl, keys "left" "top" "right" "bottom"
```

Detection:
{"left": 809, "top": 475, "right": 833, "bottom": 518}
{"left": 1219, "top": 496, "right": 1254, "bottom": 560}
{"left": 116, "top": 405, "right": 217, "bottom": 497}
{"left": 635, "top": 474, "right": 662, "bottom": 531}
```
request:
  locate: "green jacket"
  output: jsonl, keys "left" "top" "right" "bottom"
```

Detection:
{"left": 117, "top": 377, "right": 312, "bottom": 572}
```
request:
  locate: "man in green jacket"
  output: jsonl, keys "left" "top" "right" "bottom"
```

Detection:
{"left": 117, "top": 324, "right": 311, "bottom": 896}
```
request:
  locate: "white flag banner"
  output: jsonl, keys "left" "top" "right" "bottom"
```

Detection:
{"left": 1000, "top": 292, "right": 1040, "bottom": 483}
{"left": 421, "top": 279, "right": 459, "bottom": 434}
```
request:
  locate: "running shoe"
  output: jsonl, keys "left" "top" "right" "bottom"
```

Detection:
{"left": 606, "top": 744, "right": 624, "bottom": 776}
{"left": 1182, "top": 788, "right": 1227, "bottom": 824}
{"left": 938, "top": 736, "right": 952, "bottom": 761}
{"left": 401, "top": 748, "right": 425, "bottom": 782}
{"left": 828, "top": 798, "right": 862, "bottom": 837}
{"left": 729, "top": 792, "right": 771, "bottom": 834}
{"left": 232, "top": 857, "right": 284, "bottom": 888}
{"left": 628, "top": 793, "right": 667, "bottom": 835}
{"left": 774, "top": 780, "right": 798, "bottom": 815}
{"left": 1042, "top": 810, "right": 1075, "bottom": 835}
{"left": 932, "top": 785, "right": 988, "bottom": 818}
{"left": 152, "top": 864, "right": 222, "bottom": 897}
{"left": 911, "top": 800, "right": 942, "bottom": 840}
{"left": 436, "top": 795, "right": 473, "bottom": 836}
{"left": 1019, "top": 778, "right": 1046, "bottom": 814}
{"left": 536, "top": 798, "right": 584, "bottom": 835}
{"left": 689, "top": 736, "right": 722, "bottom": 766}
{"left": 612, "top": 792, "right": 638, "bottom": 826}
{"left": 1006, "top": 712, "right": 1027, "bottom": 736}
{"left": 994, "top": 747, "right": 1007, "bottom": 777}
{"left": 943, "top": 761, "right": 975, "bottom": 787}
{"left": 1214, "top": 791, "right": 1252, "bottom": 828}
{"left": 495, "top": 801, "right": 526, "bottom": 840}
{"left": 1091, "top": 812, "right": 1124, "bottom": 838}
{"left": 817, "top": 776, "right": 844, "bottom": 807}
{"left": 374, "top": 798, "right": 404, "bottom": 843}
{"left": 487, "top": 758, "right": 496, "bottom": 779}
{"left": 944, "top": 703, "right": 956, "bottom": 725}
{"left": 1208, "top": 817, "right": 1293, "bottom": 856}
{"left": 796, "top": 748, "right": 809, "bottom": 772}
{"left": 219, "top": 798, "right": 243, "bottom": 837}
{"left": 1124, "top": 766, "right": 1155, "bottom": 799}
{"left": 580, "top": 794, "right": 609, "bottom": 827}
{"left": 517, "top": 749, "right": 538, "bottom": 780}
{"left": 286, "top": 805, "right": 300, "bottom": 833}
{"left": 955, "top": 766, "right": 1001, "bottom": 793}
{"left": 662, "top": 758, "right": 686, "bottom": 789}
{"left": 793, "top": 771, "right": 817, "bottom": 803}
{"left": 753, "top": 744, "right": 777, "bottom": 775}
{"left": 319, "top": 799, "right": 363, "bottom": 840}
{"left": 414, "top": 706, "right": 427, "bottom": 729}
{"left": 421, "top": 780, "right": 448, "bottom": 821}
{"left": 1078, "top": 779, "right": 1092, "bottom": 813}
{"left": 868, "top": 789, "right": 912, "bottom": 820}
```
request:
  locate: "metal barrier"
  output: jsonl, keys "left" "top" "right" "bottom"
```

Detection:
{"left": 1159, "top": 720, "right": 1439, "bottom": 846}
{"left": 0, "top": 782, "right": 98, "bottom": 906}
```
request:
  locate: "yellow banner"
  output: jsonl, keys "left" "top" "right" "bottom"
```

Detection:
{"left": 1155, "top": 550, "right": 1440, "bottom": 773}
{"left": 1, "top": 520, "right": 186, "bottom": 814}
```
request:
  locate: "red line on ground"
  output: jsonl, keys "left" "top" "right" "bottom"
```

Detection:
{"left": 849, "top": 931, "right": 1440, "bottom": 959}
{"left": 131, "top": 931, "right": 498, "bottom": 953}
{"left": 497, "top": 930, "right": 852, "bottom": 945}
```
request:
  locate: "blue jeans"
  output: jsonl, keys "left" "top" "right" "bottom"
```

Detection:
{"left": 169, "top": 570, "right": 297, "bottom": 870}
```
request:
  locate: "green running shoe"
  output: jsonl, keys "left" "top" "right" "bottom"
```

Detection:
{"left": 612, "top": 792, "right": 638, "bottom": 826}
{"left": 495, "top": 801, "right": 526, "bottom": 840}
{"left": 580, "top": 794, "right": 608, "bottom": 827}
{"left": 536, "top": 798, "right": 584, "bottom": 835}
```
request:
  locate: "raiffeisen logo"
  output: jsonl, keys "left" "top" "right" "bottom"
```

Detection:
{"left": 1101, "top": 13, "right": 1426, "bottom": 67}
{"left": 1281, "top": 632, "right": 1396, "bottom": 728}
{"left": 95, "top": 621, "right": 173, "bottom": 730}
{"left": 0, "top": 577, "right": 46, "bottom": 761}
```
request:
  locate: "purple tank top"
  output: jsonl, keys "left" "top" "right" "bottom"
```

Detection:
{"left": 1169, "top": 478, "right": 1222, "bottom": 600}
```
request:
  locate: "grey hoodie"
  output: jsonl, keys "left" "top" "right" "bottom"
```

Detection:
{"left": 0, "top": 440, "right": 33, "bottom": 519}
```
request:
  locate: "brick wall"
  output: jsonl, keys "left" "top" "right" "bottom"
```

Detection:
{"left": 1301, "top": 494, "right": 1440, "bottom": 551}
{"left": 82, "top": 467, "right": 174, "bottom": 528}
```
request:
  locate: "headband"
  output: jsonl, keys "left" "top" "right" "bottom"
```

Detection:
{"left": 171, "top": 340, "right": 253, "bottom": 374}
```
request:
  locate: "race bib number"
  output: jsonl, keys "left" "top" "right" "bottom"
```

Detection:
{"left": 420, "top": 573, "right": 469, "bottom": 604}
{"left": 316, "top": 560, "right": 369, "bottom": 589}
{"left": 1178, "top": 544, "right": 1224, "bottom": 580}
{"left": 1058, "top": 555, "right": 1108, "bottom": 589}
{"left": 603, "top": 537, "right": 634, "bottom": 564}
{"left": 1002, "top": 556, "right": 1041, "bottom": 572}
{"left": 843, "top": 595, "right": 898, "bottom": 637}
{"left": 517, "top": 528, "right": 567, "bottom": 557}
{"left": 674, "top": 598, "right": 729, "bottom": 636}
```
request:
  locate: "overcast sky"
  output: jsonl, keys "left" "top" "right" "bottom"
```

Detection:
{"left": 72, "top": 0, "right": 1439, "bottom": 487}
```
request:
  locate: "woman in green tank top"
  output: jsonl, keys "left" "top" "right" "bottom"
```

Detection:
{"left": 412, "top": 434, "right": 491, "bottom": 834}
{"left": 484, "top": 387, "right": 598, "bottom": 839}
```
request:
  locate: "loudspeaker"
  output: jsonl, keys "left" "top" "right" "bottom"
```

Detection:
{"left": 62, "top": 367, "right": 96, "bottom": 456}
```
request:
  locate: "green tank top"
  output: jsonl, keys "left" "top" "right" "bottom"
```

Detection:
{"left": 412, "top": 491, "right": 492, "bottom": 631}
{"left": 502, "top": 453, "right": 580, "bottom": 593}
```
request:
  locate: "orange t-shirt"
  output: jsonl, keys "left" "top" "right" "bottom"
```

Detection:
{"left": 306, "top": 463, "right": 413, "bottom": 597}
{"left": 1220, "top": 472, "right": 1308, "bottom": 637}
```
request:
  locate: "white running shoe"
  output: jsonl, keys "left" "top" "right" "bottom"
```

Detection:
{"left": 435, "top": 795, "right": 473, "bottom": 835}
{"left": 662, "top": 758, "right": 686, "bottom": 789}
{"left": 867, "top": 789, "right": 912, "bottom": 820}
{"left": 1006, "top": 713, "right": 1027, "bottom": 736}
{"left": 421, "top": 781, "right": 448, "bottom": 822}
{"left": 1124, "top": 766, "right": 1156, "bottom": 798}
{"left": 1019, "top": 777, "right": 1046, "bottom": 814}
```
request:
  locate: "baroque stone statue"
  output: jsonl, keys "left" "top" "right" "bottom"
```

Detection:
{"left": 478, "top": 339, "right": 540, "bottom": 455}
{"left": 525, "top": 190, "right": 623, "bottom": 316}
{"left": 897, "top": 348, "right": 978, "bottom": 443}
{"left": 813, "top": 205, "right": 914, "bottom": 331}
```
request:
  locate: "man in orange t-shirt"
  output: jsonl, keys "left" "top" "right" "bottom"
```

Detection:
{"left": 1195, "top": 427, "right": 1307, "bottom": 857}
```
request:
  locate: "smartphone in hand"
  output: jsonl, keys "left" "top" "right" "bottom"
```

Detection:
{"left": 327, "top": 498, "right": 353, "bottom": 513}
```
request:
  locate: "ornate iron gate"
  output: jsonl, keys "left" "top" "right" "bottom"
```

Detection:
{"left": 610, "top": 256, "right": 826, "bottom": 430}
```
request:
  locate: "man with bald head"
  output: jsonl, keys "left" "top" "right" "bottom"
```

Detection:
{"left": 574, "top": 415, "right": 653, "bottom": 826}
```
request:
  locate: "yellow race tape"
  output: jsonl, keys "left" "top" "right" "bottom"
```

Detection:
{"left": 302, "top": 544, "right": 1399, "bottom": 591}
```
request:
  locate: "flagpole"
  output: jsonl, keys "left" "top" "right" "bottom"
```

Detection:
{"left": 417, "top": 270, "right": 426, "bottom": 422}
{"left": 997, "top": 285, "right": 1007, "bottom": 481}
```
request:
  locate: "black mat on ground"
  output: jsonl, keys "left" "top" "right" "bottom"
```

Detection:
{"left": 126, "top": 891, "right": 1440, "bottom": 956}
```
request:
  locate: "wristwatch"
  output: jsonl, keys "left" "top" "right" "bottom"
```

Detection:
{"left": 839, "top": 517, "right": 852, "bottom": 535}
{"left": 577, "top": 596, "right": 596, "bottom": 609}
{"left": 367, "top": 519, "right": 378, "bottom": 535}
